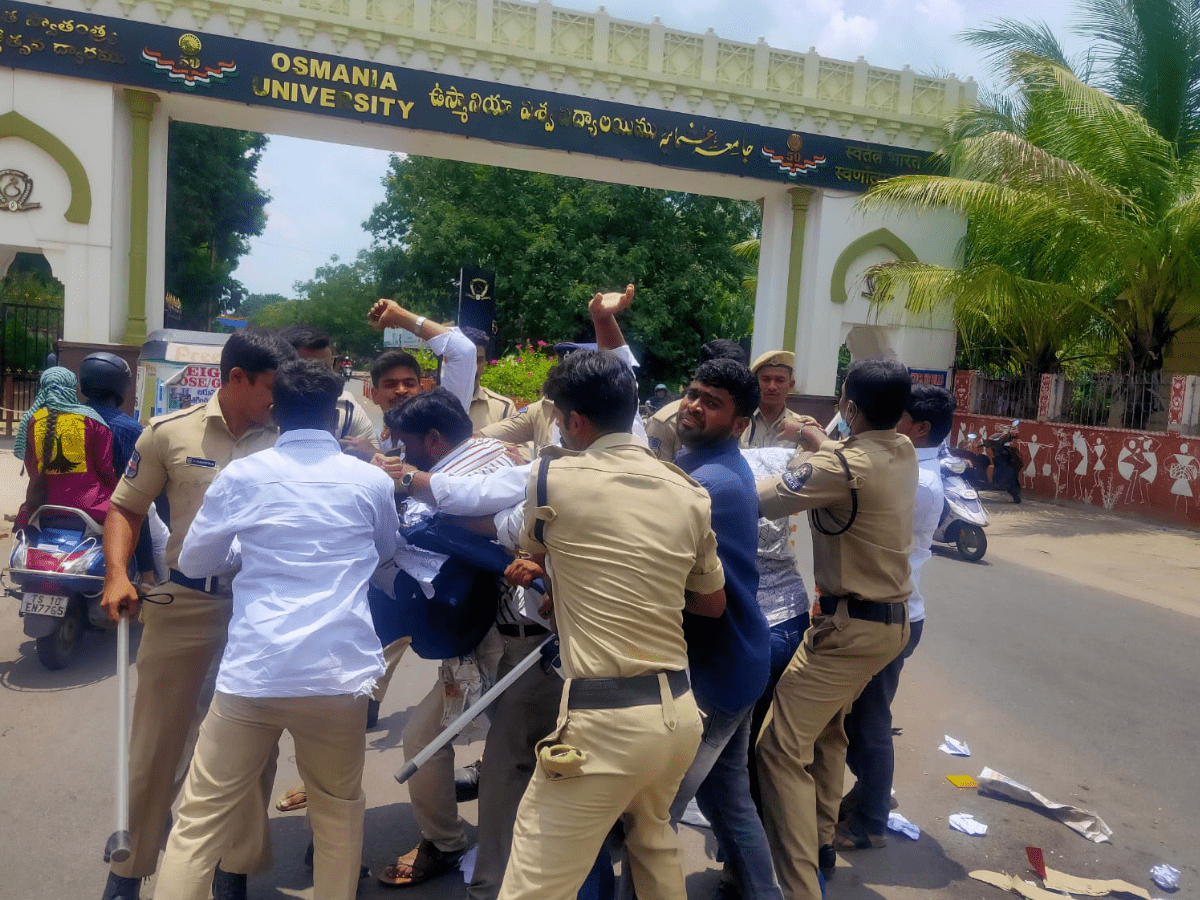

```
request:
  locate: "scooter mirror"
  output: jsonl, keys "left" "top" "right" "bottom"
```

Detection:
{"left": 1012, "top": 419, "right": 1021, "bottom": 426}
{"left": 968, "top": 433, "right": 978, "bottom": 441}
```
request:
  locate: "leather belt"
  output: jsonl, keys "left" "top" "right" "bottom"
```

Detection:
{"left": 497, "top": 622, "right": 550, "bottom": 638}
{"left": 169, "top": 569, "right": 224, "bottom": 595}
{"left": 822, "top": 595, "right": 906, "bottom": 626}
{"left": 567, "top": 669, "right": 689, "bottom": 710}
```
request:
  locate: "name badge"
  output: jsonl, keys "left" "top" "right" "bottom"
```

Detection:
{"left": 186, "top": 457, "right": 217, "bottom": 468}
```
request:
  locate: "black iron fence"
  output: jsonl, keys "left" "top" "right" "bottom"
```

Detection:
{"left": 1, "top": 303, "right": 63, "bottom": 436}
{"left": 974, "top": 373, "right": 1040, "bottom": 421}
{"left": 971, "top": 369, "right": 1174, "bottom": 431}
{"left": 1065, "top": 371, "right": 1170, "bottom": 431}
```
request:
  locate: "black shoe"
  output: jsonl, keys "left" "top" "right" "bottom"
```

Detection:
{"left": 366, "top": 698, "right": 381, "bottom": 729}
{"left": 818, "top": 844, "right": 836, "bottom": 879}
{"left": 212, "top": 868, "right": 247, "bottom": 900}
{"left": 100, "top": 872, "right": 141, "bottom": 900}
{"left": 455, "top": 758, "right": 483, "bottom": 803}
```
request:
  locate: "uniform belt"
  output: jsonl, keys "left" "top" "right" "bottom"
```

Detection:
{"left": 496, "top": 622, "right": 550, "bottom": 638}
{"left": 567, "top": 669, "right": 689, "bottom": 710}
{"left": 824, "top": 595, "right": 906, "bottom": 626}
{"left": 169, "top": 569, "right": 224, "bottom": 595}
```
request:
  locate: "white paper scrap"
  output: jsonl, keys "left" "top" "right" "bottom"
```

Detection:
{"left": 949, "top": 813, "right": 987, "bottom": 836}
{"left": 1150, "top": 864, "right": 1180, "bottom": 891}
{"left": 887, "top": 811, "right": 920, "bottom": 840}
{"left": 939, "top": 735, "right": 971, "bottom": 756}
{"left": 976, "top": 766, "right": 1113, "bottom": 843}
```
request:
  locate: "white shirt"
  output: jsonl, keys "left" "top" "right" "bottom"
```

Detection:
{"left": 376, "top": 437, "right": 513, "bottom": 597}
{"left": 428, "top": 328, "right": 477, "bottom": 413}
{"left": 179, "top": 429, "right": 399, "bottom": 698}
{"left": 910, "top": 446, "right": 944, "bottom": 623}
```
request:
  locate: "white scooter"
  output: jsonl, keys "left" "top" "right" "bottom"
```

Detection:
{"left": 934, "top": 456, "right": 990, "bottom": 561}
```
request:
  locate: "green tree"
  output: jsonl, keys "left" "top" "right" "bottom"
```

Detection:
{"left": 861, "top": 51, "right": 1200, "bottom": 426}
{"left": 363, "top": 156, "right": 759, "bottom": 388}
{"left": 165, "top": 123, "right": 270, "bottom": 328}
{"left": 862, "top": 1, "right": 1200, "bottom": 398}
{"left": 246, "top": 250, "right": 389, "bottom": 362}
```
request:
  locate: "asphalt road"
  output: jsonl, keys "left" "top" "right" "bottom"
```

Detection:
{"left": 0, "top": 450, "right": 1196, "bottom": 900}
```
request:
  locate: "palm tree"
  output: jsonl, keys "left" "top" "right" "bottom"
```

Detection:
{"left": 860, "top": 1, "right": 1200, "bottom": 425}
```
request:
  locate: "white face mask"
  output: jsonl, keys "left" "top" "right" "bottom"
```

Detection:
{"left": 834, "top": 415, "right": 851, "bottom": 439}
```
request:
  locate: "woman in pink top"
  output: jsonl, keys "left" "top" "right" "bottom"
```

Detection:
{"left": 14, "top": 367, "right": 116, "bottom": 529}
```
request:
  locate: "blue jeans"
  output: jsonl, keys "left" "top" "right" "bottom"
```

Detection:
{"left": 749, "top": 614, "right": 809, "bottom": 810}
{"left": 617, "top": 697, "right": 783, "bottom": 900}
{"left": 843, "top": 618, "right": 924, "bottom": 835}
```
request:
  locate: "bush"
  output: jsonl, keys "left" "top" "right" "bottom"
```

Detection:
{"left": 480, "top": 340, "right": 555, "bottom": 404}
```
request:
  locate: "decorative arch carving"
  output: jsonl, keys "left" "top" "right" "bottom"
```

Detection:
{"left": 830, "top": 227, "right": 917, "bottom": 304}
{"left": 0, "top": 110, "right": 92, "bottom": 225}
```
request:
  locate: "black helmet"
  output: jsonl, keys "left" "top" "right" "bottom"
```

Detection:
{"left": 79, "top": 352, "right": 132, "bottom": 405}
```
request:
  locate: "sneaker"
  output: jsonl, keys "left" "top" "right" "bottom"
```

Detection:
{"left": 455, "top": 758, "right": 483, "bottom": 803}
{"left": 100, "top": 873, "right": 141, "bottom": 900}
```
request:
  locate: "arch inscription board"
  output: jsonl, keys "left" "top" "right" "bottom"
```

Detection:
{"left": 0, "top": 2, "right": 931, "bottom": 188}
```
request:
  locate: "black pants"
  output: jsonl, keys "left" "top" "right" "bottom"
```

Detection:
{"left": 842, "top": 619, "right": 924, "bottom": 835}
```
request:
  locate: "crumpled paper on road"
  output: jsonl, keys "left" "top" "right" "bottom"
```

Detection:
{"left": 939, "top": 735, "right": 971, "bottom": 756}
{"left": 1042, "top": 867, "right": 1150, "bottom": 898}
{"left": 887, "top": 811, "right": 920, "bottom": 840}
{"left": 977, "top": 766, "right": 1113, "bottom": 843}
{"left": 949, "top": 812, "right": 988, "bottom": 836}
{"left": 972, "top": 871, "right": 1079, "bottom": 900}
{"left": 1150, "top": 863, "right": 1180, "bottom": 891}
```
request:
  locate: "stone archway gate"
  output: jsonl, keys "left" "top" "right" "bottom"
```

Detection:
{"left": 0, "top": 0, "right": 972, "bottom": 401}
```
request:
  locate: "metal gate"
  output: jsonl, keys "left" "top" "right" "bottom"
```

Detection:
{"left": 1, "top": 303, "right": 64, "bottom": 437}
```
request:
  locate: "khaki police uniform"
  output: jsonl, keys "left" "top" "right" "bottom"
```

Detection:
{"left": 470, "top": 385, "right": 517, "bottom": 431}
{"left": 645, "top": 397, "right": 683, "bottom": 462}
{"left": 497, "top": 434, "right": 724, "bottom": 900}
{"left": 108, "top": 393, "right": 278, "bottom": 880}
{"left": 740, "top": 407, "right": 821, "bottom": 450}
{"left": 755, "top": 431, "right": 915, "bottom": 900}
{"left": 479, "top": 397, "right": 556, "bottom": 459}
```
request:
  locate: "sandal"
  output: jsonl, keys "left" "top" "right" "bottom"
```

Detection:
{"left": 274, "top": 785, "right": 307, "bottom": 812}
{"left": 377, "top": 839, "right": 464, "bottom": 888}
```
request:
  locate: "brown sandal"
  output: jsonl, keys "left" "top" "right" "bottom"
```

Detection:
{"left": 377, "top": 839, "right": 464, "bottom": 888}
{"left": 274, "top": 785, "right": 307, "bottom": 812}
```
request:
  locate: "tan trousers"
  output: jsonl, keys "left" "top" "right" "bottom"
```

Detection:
{"left": 756, "top": 607, "right": 907, "bottom": 900}
{"left": 371, "top": 637, "right": 412, "bottom": 705}
{"left": 468, "top": 631, "right": 562, "bottom": 900}
{"left": 156, "top": 692, "right": 369, "bottom": 900}
{"left": 497, "top": 678, "right": 702, "bottom": 900}
{"left": 402, "top": 629, "right": 503, "bottom": 852}
{"left": 112, "top": 592, "right": 273, "bottom": 879}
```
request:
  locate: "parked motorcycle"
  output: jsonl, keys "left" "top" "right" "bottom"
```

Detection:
{"left": 5, "top": 505, "right": 132, "bottom": 670}
{"left": 933, "top": 456, "right": 990, "bottom": 561}
{"left": 954, "top": 421, "right": 1023, "bottom": 503}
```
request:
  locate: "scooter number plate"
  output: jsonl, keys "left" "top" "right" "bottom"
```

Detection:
{"left": 20, "top": 593, "right": 68, "bottom": 617}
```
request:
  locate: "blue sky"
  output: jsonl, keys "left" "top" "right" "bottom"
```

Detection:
{"left": 232, "top": 0, "right": 1083, "bottom": 297}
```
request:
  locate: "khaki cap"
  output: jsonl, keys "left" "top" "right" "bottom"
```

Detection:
{"left": 751, "top": 350, "right": 795, "bottom": 373}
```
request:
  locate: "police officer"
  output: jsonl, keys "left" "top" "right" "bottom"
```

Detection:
{"left": 741, "top": 351, "right": 821, "bottom": 449}
{"left": 754, "top": 358, "right": 916, "bottom": 900}
{"left": 498, "top": 349, "right": 726, "bottom": 900}
{"left": 98, "top": 328, "right": 296, "bottom": 900}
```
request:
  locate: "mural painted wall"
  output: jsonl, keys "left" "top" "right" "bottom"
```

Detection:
{"left": 952, "top": 413, "right": 1200, "bottom": 528}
